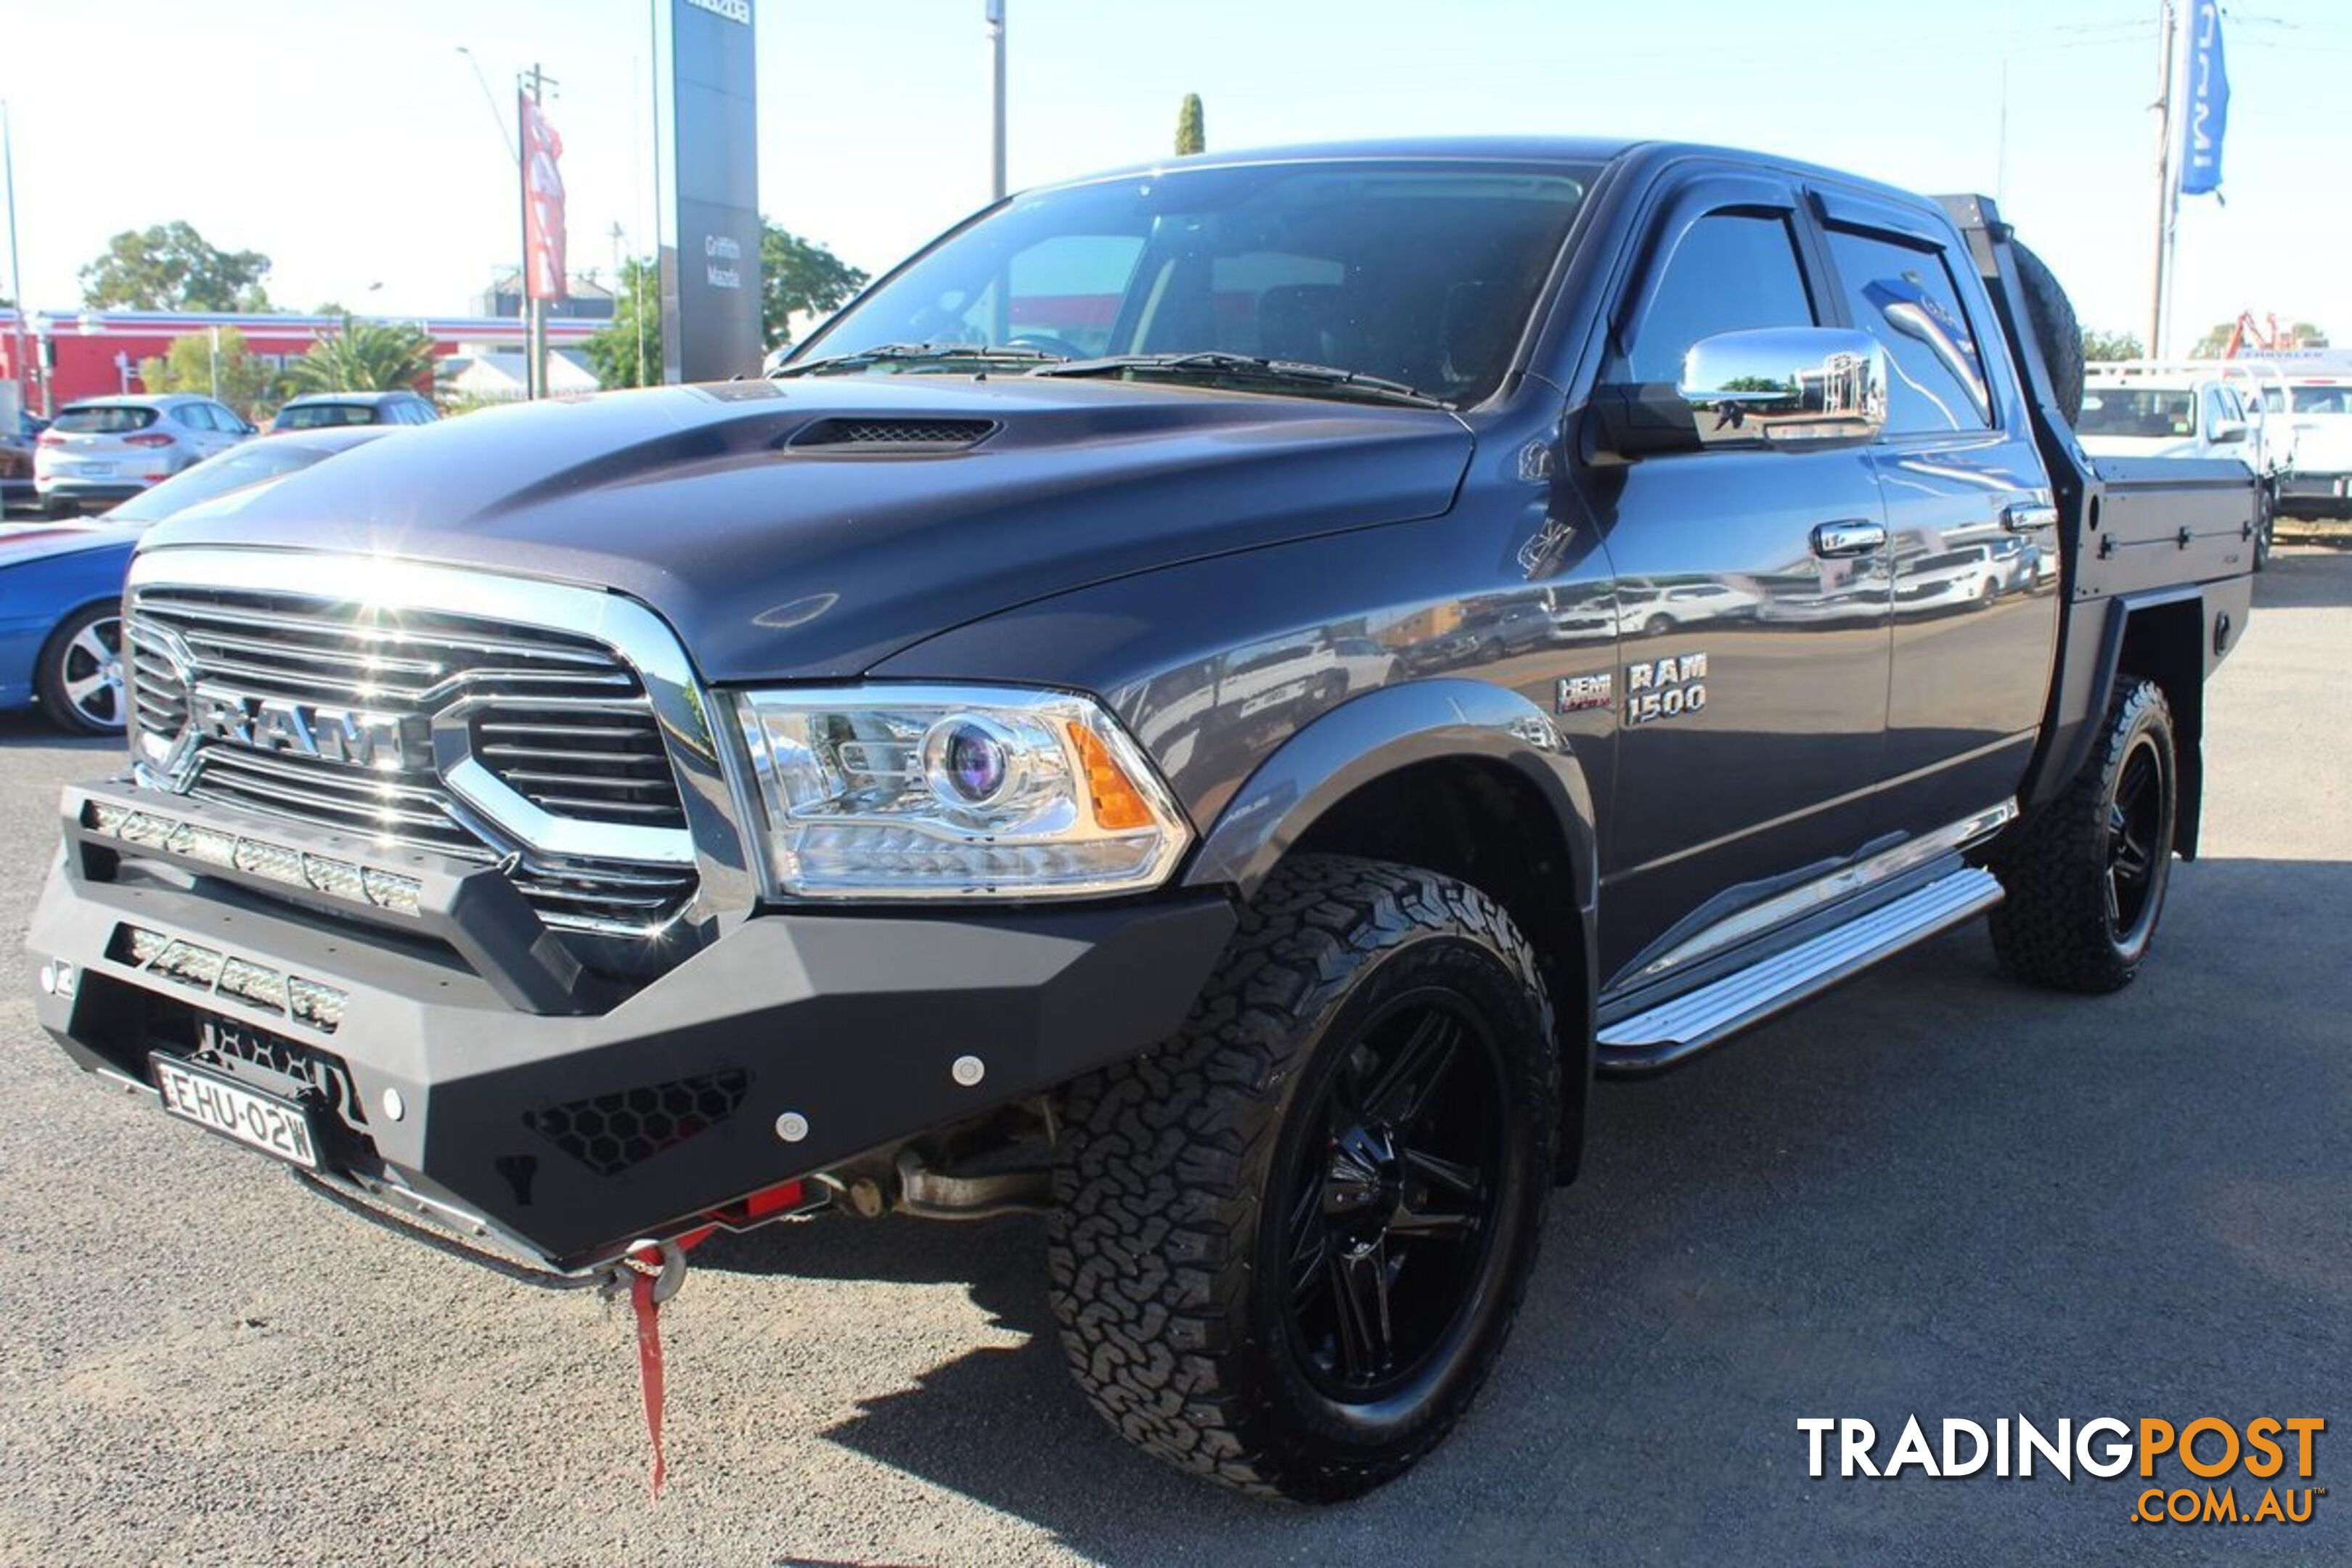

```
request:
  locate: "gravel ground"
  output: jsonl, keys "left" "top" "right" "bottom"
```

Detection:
{"left": 0, "top": 552, "right": 2344, "bottom": 1567}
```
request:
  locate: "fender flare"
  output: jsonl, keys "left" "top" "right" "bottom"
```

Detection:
{"left": 1181, "top": 677, "right": 1601, "bottom": 918}
{"left": 2033, "top": 582, "right": 2235, "bottom": 859}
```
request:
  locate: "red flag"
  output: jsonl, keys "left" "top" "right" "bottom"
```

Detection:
{"left": 520, "top": 94, "right": 568, "bottom": 302}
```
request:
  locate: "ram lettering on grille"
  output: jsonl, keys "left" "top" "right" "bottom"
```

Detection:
{"left": 127, "top": 583, "right": 698, "bottom": 937}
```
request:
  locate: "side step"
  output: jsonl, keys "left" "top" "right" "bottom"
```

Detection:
{"left": 1596, "top": 866, "right": 2004, "bottom": 1074}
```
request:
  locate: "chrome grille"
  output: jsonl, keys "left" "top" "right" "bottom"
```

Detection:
{"left": 128, "top": 632, "right": 187, "bottom": 736}
{"left": 468, "top": 706, "right": 686, "bottom": 828}
{"left": 128, "top": 583, "right": 697, "bottom": 937}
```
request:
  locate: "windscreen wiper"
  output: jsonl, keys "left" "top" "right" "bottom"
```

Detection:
{"left": 772, "top": 342, "right": 1069, "bottom": 377}
{"left": 1029, "top": 351, "right": 1449, "bottom": 408}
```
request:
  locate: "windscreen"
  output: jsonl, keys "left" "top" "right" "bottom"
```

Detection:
{"left": 105, "top": 443, "right": 330, "bottom": 521}
{"left": 54, "top": 405, "right": 160, "bottom": 433}
{"left": 795, "top": 160, "right": 1594, "bottom": 406}
{"left": 276, "top": 403, "right": 378, "bottom": 430}
{"left": 2077, "top": 388, "right": 2196, "bottom": 438}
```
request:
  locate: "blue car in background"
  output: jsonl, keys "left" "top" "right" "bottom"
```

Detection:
{"left": 0, "top": 425, "right": 392, "bottom": 733}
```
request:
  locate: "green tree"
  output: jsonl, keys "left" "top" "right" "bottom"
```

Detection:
{"left": 80, "top": 221, "right": 271, "bottom": 311}
{"left": 2082, "top": 329, "right": 2144, "bottom": 363}
{"left": 136, "top": 327, "right": 285, "bottom": 420}
{"left": 586, "top": 256, "right": 663, "bottom": 390}
{"left": 2189, "top": 321, "right": 2235, "bottom": 358}
{"left": 285, "top": 317, "right": 436, "bottom": 394}
{"left": 761, "top": 221, "right": 867, "bottom": 349}
{"left": 1176, "top": 93, "right": 1206, "bottom": 156}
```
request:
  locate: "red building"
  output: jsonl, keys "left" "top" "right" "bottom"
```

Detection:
{"left": 0, "top": 309, "right": 600, "bottom": 417}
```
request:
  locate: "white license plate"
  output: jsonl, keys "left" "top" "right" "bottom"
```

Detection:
{"left": 69, "top": 460, "right": 114, "bottom": 477}
{"left": 152, "top": 1055, "right": 320, "bottom": 1169}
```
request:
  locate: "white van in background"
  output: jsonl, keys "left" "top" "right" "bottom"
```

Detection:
{"left": 2240, "top": 353, "right": 2352, "bottom": 523}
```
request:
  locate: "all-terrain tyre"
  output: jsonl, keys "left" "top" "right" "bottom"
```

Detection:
{"left": 1988, "top": 679, "right": 2176, "bottom": 993}
{"left": 2011, "top": 240, "right": 2084, "bottom": 426}
{"left": 1047, "top": 854, "right": 1558, "bottom": 1501}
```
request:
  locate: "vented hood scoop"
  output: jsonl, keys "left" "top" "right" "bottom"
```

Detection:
{"left": 787, "top": 417, "right": 998, "bottom": 452}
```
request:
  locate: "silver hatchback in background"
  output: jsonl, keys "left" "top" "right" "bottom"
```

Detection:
{"left": 33, "top": 393, "right": 255, "bottom": 516}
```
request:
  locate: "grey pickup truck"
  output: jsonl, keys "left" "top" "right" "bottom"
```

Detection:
{"left": 30, "top": 138, "right": 2258, "bottom": 1500}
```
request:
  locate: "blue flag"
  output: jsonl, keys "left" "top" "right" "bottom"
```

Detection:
{"left": 2181, "top": 0, "right": 2229, "bottom": 196}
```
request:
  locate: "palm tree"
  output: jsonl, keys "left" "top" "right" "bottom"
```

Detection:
{"left": 285, "top": 316, "right": 436, "bottom": 395}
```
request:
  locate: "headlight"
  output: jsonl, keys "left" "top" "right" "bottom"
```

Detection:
{"left": 732, "top": 685, "right": 1191, "bottom": 899}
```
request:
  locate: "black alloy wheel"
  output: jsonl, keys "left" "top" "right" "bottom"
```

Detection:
{"left": 2102, "top": 730, "right": 2165, "bottom": 949}
{"left": 1278, "top": 989, "right": 1507, "bottom": 1405}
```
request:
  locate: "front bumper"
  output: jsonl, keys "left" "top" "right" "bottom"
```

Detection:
{"left": 2280, "top": 472, "right": 2352, "bottom": 518}
{"left": 30, "top": 778, "right": 1236, "bottom": 1272}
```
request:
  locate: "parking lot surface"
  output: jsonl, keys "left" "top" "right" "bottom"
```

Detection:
{"left": 0, "top": 553, "right": 2344, "bottom": 1567}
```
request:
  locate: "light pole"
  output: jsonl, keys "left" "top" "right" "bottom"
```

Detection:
{"left": 2, "top": 100, "right": 36, "bottom": 420}
{"left": 985, "top": 0, "right": 1007, "bottom": 202}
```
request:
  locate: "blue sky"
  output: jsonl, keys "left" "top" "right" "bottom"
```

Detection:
{"left": 3, "top": 0, "right": 2345, "bottom": 348}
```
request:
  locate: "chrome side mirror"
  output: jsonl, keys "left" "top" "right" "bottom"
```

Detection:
{"left": 1593, "top": 327, "right": 1888, "bottom": 459}
{"left": 1681, "top": 328, "right": 1887, "bottom": 446}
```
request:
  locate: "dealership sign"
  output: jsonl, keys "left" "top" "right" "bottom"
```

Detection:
{"left": 660, "top": 0, "right": 761, "bottom": 381}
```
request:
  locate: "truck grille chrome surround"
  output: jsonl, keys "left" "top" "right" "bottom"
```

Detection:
{"left": 121, "top": 549, "right": 758, "bottom": 946}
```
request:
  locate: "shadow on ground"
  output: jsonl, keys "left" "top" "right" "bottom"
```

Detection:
{"left": 695, "top": 856, "right": 2350, "bottom": 1564}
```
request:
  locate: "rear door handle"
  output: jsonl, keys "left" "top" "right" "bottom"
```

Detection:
{"left": 1811, "top": 520, "right": 1887, "bottom": 558}
{"left": 2003, "top": 502, "right": 2060, "bottom": 532}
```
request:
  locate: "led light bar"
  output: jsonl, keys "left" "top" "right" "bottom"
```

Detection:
{"left": 83, "top": 801, "right": 423, "bottom": 918}
{"left": 110, "top": 924, "right": 348, "bottom": 1035}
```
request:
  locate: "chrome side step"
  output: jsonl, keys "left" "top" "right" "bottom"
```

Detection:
{"left": 1596, "top": 866, "right": 2004, "bottom": 1074}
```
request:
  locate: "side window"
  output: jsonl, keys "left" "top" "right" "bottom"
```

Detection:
{"left": 2205, "top": 387, "right": 2239, "bottom": 438}
{"left": 1609, "top": 212, "right": 1816, "bottom": 385}
{"left": 1824, "top": 227, "right": 1992, "bottom": 433}
{"left": 176, "top": 404, "right": 214, "bottom": 431}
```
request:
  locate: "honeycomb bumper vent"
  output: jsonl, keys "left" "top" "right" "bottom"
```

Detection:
{"left": 523, "top": 1069, "right": 751, "bottom": 1177}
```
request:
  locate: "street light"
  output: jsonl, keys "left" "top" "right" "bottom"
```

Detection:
{"left": 984, "top": 1, "right": 1006, "bottom": 202}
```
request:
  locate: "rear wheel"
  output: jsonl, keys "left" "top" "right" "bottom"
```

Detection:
{"left": 1048, "top": 854, "right": 1557, "bottom": 1500}
{"left": 37, "top": 603, "right": 128, "bottom": 735}
{"left": 1988, "top": 679, "right": 2176, "bottom": 993}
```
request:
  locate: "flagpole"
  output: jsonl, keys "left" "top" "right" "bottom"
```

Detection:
{"left": 2147, "top": 0, "right": 2179, "bottom": 359}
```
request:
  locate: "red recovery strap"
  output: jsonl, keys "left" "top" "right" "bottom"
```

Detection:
{"left": 613, "top": 1182, "right": 807, "bottom": 1498}
{"left": 621, "top": 1244, "right": 674, "bottom": 1499}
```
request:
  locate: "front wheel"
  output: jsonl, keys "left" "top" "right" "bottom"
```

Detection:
{"left": 1988, "top": 679, "right": 2177, "bottom": 993}
{"left": 1048, "top": 854, "right": 1558, "bottom": 1501}
{"left": 37, "top": 603, "right": 128, "bottom": 735}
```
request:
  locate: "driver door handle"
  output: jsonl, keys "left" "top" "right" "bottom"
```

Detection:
{"left": 1811, "top": 520, "right": 1886, "bottom": 558}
